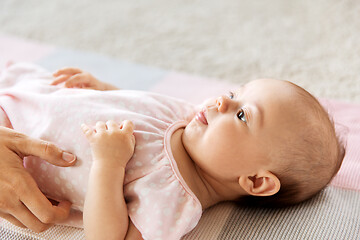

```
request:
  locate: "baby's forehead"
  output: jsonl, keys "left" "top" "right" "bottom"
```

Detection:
{"left": 237, "top": 79, "right": 293, "bottom": 91}
{"left": 237, "top": 79, "right": 322, "bottom": 126}
{"left": 232, "top": 79, "right": 299, "bottom": 103}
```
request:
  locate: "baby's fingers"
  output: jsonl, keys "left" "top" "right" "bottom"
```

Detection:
{"left": 81, "top": 124, "right": 94, "bottom": 138}
{"left": 121, "top": 120, "right": 134, "bottom": 134}
{"left": 64, "top": 74, "right": 87, "bottom": 88}
{"left": 95, "top": 121, "right": 107, "bottom": 132}
{"left": 53, "top": 67, "right": 82, "bottom": 77}
{"left": 106, "top": 120, "right": 119, "bottom": 131}
{"left": 51, "top": 75, "right": 70, "bottom": 86}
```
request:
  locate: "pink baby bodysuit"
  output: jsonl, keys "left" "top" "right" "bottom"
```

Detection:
{"left": 0, "top": 63, "right": 202, "bottom": 240}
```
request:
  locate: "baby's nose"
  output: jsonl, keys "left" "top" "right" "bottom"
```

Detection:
{"left": 216, "top": 96, "right": 229, "bottom": 112}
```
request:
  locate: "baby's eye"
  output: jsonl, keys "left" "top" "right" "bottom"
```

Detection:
{"left": 228, "top": 91, "right": 235, "bottom": 99}
{"left": 237, "top": 109, "right": 247, "bottom": 123}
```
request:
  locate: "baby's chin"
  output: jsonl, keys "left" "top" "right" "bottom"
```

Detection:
{"left": 185, "top": 116, "right": 197, "bottom": 131}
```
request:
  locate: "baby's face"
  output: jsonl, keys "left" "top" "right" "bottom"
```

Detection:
{"left": 183, "top": 79, "right": 301, "bottom": 181}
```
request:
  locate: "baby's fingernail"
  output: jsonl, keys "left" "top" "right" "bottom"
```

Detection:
{"left": 62, "top": 152, "right": 76, "bottom": 162}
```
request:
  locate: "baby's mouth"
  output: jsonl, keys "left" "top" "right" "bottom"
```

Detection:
{"left": 195, "top": 109, "right": 208, "bottom": 125}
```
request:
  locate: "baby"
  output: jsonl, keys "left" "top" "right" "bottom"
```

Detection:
{"left": 0, "top": 63, "right": 344, "bottom": 240}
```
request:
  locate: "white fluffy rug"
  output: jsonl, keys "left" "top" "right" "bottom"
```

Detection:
{"left": 0, "top": 0, "right": 359, "bottom": 102}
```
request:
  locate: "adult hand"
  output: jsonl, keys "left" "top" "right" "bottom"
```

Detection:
{"left": 0, "top": 127, "right": 77, "bottom": 232}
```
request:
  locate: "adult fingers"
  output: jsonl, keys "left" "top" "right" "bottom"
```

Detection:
{"left": 13, "top": 135, "right": 76, "bottom": 167}
{"left": 19, "top": 180, "right": 72, "bottom": 227}
{"left": 9, "top": 202, "right": 53, "bottom": 233}
{"left": 106, "top": 120, "right": 119, "bottom": 131}
{"left": 95, "top": 121, "right": 107, "bottom": 132}
{"left": 50, "top": 75, "right": 70, "bottom": 86}
{"left": 0, "top": 174, "right": 54, "bottom": 232}
{"left": 53, "top": 67, "right": 82, "bottom": 77}
{"left": 121, "top": 120, "right": 134, "bottom": 134}
{"left": 0, "top": 213, "right": 26, "bottom": 228}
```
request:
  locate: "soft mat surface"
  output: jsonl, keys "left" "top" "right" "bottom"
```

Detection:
{"left": 1, "top": 0, "right": 360, "bottom": 104}
{"left": 1, "top": 35, "right": 360, "bottom": 240}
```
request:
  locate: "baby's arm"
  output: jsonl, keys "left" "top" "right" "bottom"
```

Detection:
{"left": 82, "top": 120, "right": 135, "bottom": 240}
{"left": 52, "top": 67, "right": 119, "bottom": 90}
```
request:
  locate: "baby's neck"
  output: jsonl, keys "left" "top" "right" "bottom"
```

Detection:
{"left": 170, "top": 128, "right": 242, "bottom": 210}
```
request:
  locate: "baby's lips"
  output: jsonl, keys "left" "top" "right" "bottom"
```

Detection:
{"left": 202, "top": 108, "right": 209, "bottom": 124}
{"left": 195, "top": 109, "right": 208, "bottom": 125}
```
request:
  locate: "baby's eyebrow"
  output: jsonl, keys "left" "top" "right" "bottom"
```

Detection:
{"left": 253, "top": 102, "right": 264, "bottom": 129}
{"left": 237, "top": 84, "right": 247, "bottom": 94}
{"left": 235, "top": 85, "right": 264, "bottom": 129}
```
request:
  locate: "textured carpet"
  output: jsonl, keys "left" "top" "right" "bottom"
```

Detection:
{"left": 0, "top": 0, "right": 359, "bottom": 102}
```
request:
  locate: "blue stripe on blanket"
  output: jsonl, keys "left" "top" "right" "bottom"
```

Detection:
{"left": 36, "top": 48, "right": 168, "bottom": 90}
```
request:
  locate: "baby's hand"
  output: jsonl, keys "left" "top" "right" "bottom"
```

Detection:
{"left": 51, "top": 67, "right": 108, "bottom": 90}
{"left": 81, "top": 120, "right": 136, "bottom": 169}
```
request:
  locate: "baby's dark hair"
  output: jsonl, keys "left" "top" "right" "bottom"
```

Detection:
{"left": 237, "top": 82, "right": 345, "bottom": 208}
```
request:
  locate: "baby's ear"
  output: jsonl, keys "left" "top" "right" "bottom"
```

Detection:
{"left": 238, "top": 170, "right": 280, "bottom": 197}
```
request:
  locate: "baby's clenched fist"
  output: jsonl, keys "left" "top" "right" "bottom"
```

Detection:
{"left": 81, "top": 120, "right": 136, "bottom": 168}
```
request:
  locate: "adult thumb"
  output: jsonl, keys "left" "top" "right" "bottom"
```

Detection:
{"left": 16, "top": 137, "right": 77, "bottom": 167}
